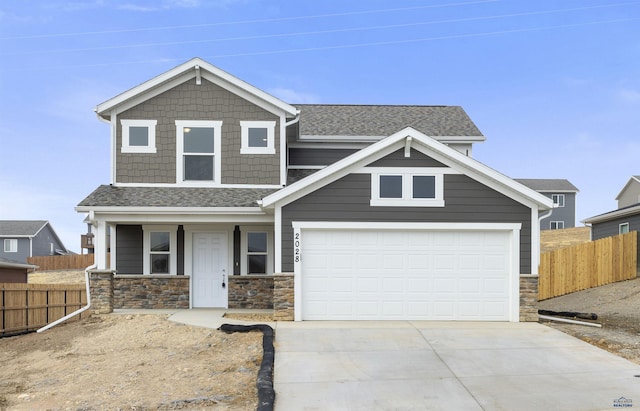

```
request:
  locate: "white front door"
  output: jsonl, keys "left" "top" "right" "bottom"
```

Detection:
{"left": 192, "top": 232, "right": 228, "bottom": 307}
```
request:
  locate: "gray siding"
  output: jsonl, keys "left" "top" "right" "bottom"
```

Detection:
{"left": 0, "top": 238, "right": 30, "bottom": 263}
{"left": 116, "top": 225, "right": 143, "bottom": 274}
{"left": 116, "top": 78, "right": 281, "bottom": 185}
{"left": 540, "top": 192, "right": 576, "bottom": 229}
{"left": 288, "top": 148, "right": 359, "bottom": 166}
{"left": 368, "top": 148, "right": 447, "bottom": 167}
{"left": 281, "top": 173, "right": 532, "bottom": 273}
{"left": 32, "top": 224, "right": 65, "bottom": 256}
{"left": 592, "top": 213, "right": 640, "bottom": 272}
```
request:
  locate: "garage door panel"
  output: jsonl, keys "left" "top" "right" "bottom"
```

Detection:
{"left": 301, "top": 228, "right": 513, "bottom": 321}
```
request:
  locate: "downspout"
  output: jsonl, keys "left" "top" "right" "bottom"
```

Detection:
{"left": 37, "top": 262, "right": 95, "bottom": 333}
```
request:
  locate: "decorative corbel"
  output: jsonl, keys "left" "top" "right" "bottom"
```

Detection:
{"left": 195, "top": 65, "right": 201, "bottom": 85}
{"left": 404, "top": 136, "right": 412, "bottom": 158}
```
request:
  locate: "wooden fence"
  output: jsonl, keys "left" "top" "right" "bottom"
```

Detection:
{"left": 1, "top": 283, "right": 88, "bottom": 337}
{"left": 539, "top": 231, "right": 638, "bottom": 300}
{"left": 27, "top": 254, "right": 100, "bottom": 271}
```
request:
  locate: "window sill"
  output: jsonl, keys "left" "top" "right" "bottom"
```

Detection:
{"left": 370, "top": 199, "right": 445, "bottom": 207}
{"left": 240, "top": 148, "right": 276, "bottom": 155}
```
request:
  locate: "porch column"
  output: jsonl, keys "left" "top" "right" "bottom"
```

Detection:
{"left": 94, "top": 220, "right": 109, "bottom": 270}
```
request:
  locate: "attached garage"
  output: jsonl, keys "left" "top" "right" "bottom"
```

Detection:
{"left": 293, "top": 222, "right": 521, "bottom": 321}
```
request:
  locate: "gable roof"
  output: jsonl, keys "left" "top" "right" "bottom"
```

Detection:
{"left": 293, "top": 104, "right": 484, "bottom": 142}
{"left": 261, "top": 127, "right": 553, "bottom": 210}
{"left": 0, "top": 257, "right": 37, "bottom": 270}
{"left": 583, "top": 202, "right": 640, "bottom": 224}
{"left": 95, "top": 57, "right": 299, "bottom": 119}
{"left": 514, "top": 179, "right": 579, "bottom": 193}
{"left": 615, "top": 175, "right": 640, "bottom": 200}
{"left": 0, "top": 220, "right": 48, "bottom": 237}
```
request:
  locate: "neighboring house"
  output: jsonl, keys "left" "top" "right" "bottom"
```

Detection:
{"left": 77, "top": 58, "right": 552, "bottom": 321}
{"left": 584, "top": 176, "right": 640, "bottom": 239}
{"left": 515, "top": 179, "right": 579, "bottom": 230}
{"left": 0, "top": 257, "right": 37, "bottom": 283}
{"left": 0, "top": 220, "right": 70, "bottom": 264}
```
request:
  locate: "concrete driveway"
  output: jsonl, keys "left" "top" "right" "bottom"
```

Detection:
{"left": 274, "top": 321, "right": 640, "bottom": 411}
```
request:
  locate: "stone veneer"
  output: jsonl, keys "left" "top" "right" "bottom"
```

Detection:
{"left": 519, "top": 274, "right": 539, "bottom": 322}
{"left": 89, "top": 270, "right": 115, "bottom": 315}
{"left": 273, "top": 273, "right": 294, "bottom": 321}
{"left": 228, "top": 275, "right": 274, "bottom": 309}
{"left": 113, "top": 275, "right": 190, "bottom": 309}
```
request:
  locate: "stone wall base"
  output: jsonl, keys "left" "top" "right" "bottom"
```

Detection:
{"left": 113, "top": 276, "right": 189, "bottom": 309}
{"left": 273, "top": 273, "right": 294, "bottom": 321}
{"left": 520, "top": 274, "right": 539, "bottom": 322}
{"left": 228, "top": 276, "right": 274, "bottom": 309}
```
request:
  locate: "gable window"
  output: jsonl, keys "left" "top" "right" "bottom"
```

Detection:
{"left": 121, "top": 120, "right": 157, "bottom": 153}
{"left": 176, "top": 120, "right": 222, "bottom": 184}
{"left": 620, "top": 223, "right": 630, "bottom": 234}
{"left": 240, "top": 121, "right": 276, "bottom": 154}
{"left": 552, "top": 194, "right": 565, "bottom": 208}
{"left": 371, "top": 173, "right": 444, "bottom": 207}
{"left": 550, "top": 221, "right": 565, "bottom": 230}
{"left": 240, "top": 227, "right": 273, "bottom": 275}
{"left": 143, "top": 226, "right": 177, "bottom": 275}
{"left": 4, "top": 239, "right": 17, "bottom": 253}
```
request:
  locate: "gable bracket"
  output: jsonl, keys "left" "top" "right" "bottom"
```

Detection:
{"left": 404, "top": 136, "right": 412, "bottom": 158}
{"left": 195, "top": 65, "right": 201, "bottom": 85}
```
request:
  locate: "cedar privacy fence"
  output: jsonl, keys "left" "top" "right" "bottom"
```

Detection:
{"left": 538, "top": 231, "right": 638, "bottom": 300}
{"left": 0, "top": 283, "right": 88, "bottom": 337}
{"left": 28, "top": 254, "right": 109, "bottom": 271}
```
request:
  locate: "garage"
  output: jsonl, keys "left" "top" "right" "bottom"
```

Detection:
{"left": 294, "top": 223, "right": 521, "bottom": 321}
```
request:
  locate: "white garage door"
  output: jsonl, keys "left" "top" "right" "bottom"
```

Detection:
{"left": 300, "top": 228, "right": 515, "bottom": 321}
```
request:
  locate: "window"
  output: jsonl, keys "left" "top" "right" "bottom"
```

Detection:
{"left": 371, "top": 173, "right": 444, "bottom": 207}
{"left": 552, "top": 194, "right": 565, "bottom": 208}
{"left": 620, "top": 223, "right": 630, "bottom": 234}
{"left": 240, "top": 227, "right": 273, "bottom": 275}
{"left": 176, "top": 120, "right": 222, "bottom": 184}
{"left": 4, "top": 239, "right": 17, "bottom": 253}
{"left": 121, "top": 120, "right": 157, "bottom": 153}
{"left": 240, "top": 121, "right": 276, "bottom": 154}
{"left": 550, "top": 221, "right": 565, "bottom": 230}
{"left": 143, "top": 226, "right": 177, "bottom": 275}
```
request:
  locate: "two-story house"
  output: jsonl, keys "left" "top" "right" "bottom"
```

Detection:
{"left": 584, "top": 175, "right": 640, "bottom": 238}
{"left": 77, "top": 58, "right": 553, "bottom": 321}
{"left": 514, "top": 179, "right": 579, "bottom": 230}
{"left": 0, "top": 220, "right": 70, "bottom": 264}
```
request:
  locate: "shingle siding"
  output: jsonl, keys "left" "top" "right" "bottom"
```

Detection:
{"left": 116, "top": 78, "right": 281, "bottom": 185}
{"left": 281, "top": 173, "right": 532, "bottom": 273}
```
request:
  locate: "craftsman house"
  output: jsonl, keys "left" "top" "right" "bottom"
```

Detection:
{"left": 77, "top": 58, "right": 552, "bottom": 321}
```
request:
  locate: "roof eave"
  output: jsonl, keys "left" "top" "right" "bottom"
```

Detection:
{"left": 583, "top": 204, "right": 640, "bottom": 224}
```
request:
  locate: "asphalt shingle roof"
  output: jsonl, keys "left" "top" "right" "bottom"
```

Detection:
{"left": 77, "top": 185, "right": 280, "bottom": 208}
{"left": 0, "top": 220, "right": 48, "bottom": 237}
{"left": 514, "top": 179, "right": 579, "bottom": 192}
{"left": 293, "top": 104, "right": 483, "bottom": 137}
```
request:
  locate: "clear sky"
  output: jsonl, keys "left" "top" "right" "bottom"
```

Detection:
{"left": 1, "top": 0, "right": 639, "bottom": 253}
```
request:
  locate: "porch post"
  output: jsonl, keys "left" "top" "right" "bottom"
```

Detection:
{"left": 94, "top": 219, "right": 109, "bottom": 270}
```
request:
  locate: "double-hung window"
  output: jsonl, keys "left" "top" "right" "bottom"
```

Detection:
{"left": 121, "top": 120, "right": 157, "bottom": 153}
{"left": 552, "top": 194, "right": 565, "bottom": 207}
{"left": 240, "top": 121, "right": 276, "bottom": 154}
{"left": 4, "top": 239, "right": 17, "bottom": 253}
{"left": 550, "top": 221, "right": 565, "bottom": 230}
{"left": 620, "top": 223, "right": 630, "bottom": 234}
{"left": 371, "top": 172, "right": 444, "bottom": 207}
{"left": 176, "top": 120, "right": 222, "bottom": 184}
{"left": 240, "top": 227, "right": 273, "bottom": 275}
{"left": 143, "top": 226, "right": 177, "bottom": 275}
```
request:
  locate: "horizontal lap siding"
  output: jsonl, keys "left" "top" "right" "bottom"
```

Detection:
{"left": 116, "top": 225, "right": 143, "bottom": 274}
{"left": 593, "top": 214, "right": 640, "bottom": 272}
{"left": 288, "top": 148, "right": 359, "bottom": 166}
{"left": 281, "top": 173, "right": 531, "bottom": 272}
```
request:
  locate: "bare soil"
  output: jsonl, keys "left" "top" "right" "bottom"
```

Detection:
{"left": 0, "top": 314, "right": 263, "bottom": 410}
{"left": 539, "top": 277, "right": 640, "bottom": 365}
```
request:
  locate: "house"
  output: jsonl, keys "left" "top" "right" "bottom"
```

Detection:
{"left": 515, "top": 179, "right": 579, "bottom": 230}
{"left": 0, "top": 220, "right": 70, "bottom": 264}
{"left": 77, "top": 58, "right": 553, "bottom": 321}
{"left": 0, "top": 257, "right": 37, "bottom": 283}
{"left": 584, "top": 176, "right": 640, "bottom": 239}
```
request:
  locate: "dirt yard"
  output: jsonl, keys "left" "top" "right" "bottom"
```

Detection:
{"left": 0, "top": 314, "right": 264, "bottom": 410}
{"left": 539, "top": 277, "right": 640, "bottom": 365}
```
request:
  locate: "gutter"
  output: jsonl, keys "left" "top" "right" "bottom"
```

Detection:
{"left": 37, "top": 262, "right": 95, "bottom": 333}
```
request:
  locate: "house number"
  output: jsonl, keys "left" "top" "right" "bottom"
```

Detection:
{"left": 294, "top": 232, "right": 301, "bottom": 263}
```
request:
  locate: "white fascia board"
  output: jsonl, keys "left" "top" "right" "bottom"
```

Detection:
{"left": 95, "top": 58, "right": 297, "bottom": 118}
{"left": 615, "top": 176, "right": 640, "bottom": 201}
{"left": 298, "top": 134, "right": 485, "bottom": 143}
{"left": 582, "top": 204, "right": 640, "bottom": 224}
{"left": 75, "top": 206, "right": 266, "bottom": 214}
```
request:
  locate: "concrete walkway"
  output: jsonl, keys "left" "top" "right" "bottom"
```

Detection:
{"left": 117, "top": 310, "right": 640, "bottom": 410}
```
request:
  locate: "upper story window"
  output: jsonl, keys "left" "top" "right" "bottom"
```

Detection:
{"left": 550, "top": 221, "right": 565, "bottom": 230}
{"left": 371, "top": 172, "right": 444, "bottom": 207}
{"left": 176, "top": 120, "right": 222, "bottom": 185}
{"left": 620, "top": 222, "right": 630, "bottom": 234}
{"left": 240, "top": 121, "right": 276, "bottom": 154}
{"left": 552, "top": 194, "right": 565, "bottom": 208}
{"left": 4, "top": 239, "right": 17, "bottom": 253}
{"left": 121, "top": 119, "right": 157, "bottom": 153}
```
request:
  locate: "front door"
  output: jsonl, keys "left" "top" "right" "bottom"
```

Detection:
{"left": 192, "top": 232, "right": 228, "bottom": 307}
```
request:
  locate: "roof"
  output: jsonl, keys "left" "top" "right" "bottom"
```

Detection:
{"left": 583, "top": 202, "right": 640, "bottom": 224}
{"left": 514, "top": 179, "right": 579, "bottom": 193}
{"left": 293, "top": 104, "right": 484, "bottom": 140}
{"left": 0, "top": 257, "right": 37, "bottom": 270}
{"left": 95, "top": 57, "right": 299, "bottom": 119}
{"left": 0, "top": 220, "right": 48, "bottom": 237}
{"left": 262, "top": 127, "right": 553, "bottom": 211}
{"left": 615, "top": 175, "right": 640, "bottom": 200}
{"left": 77, "top": 185, "right": 280, "bottom": 209}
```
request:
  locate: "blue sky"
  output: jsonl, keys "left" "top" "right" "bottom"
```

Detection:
{"left": 1, "top": 0, "right": 639, "bottom": 252}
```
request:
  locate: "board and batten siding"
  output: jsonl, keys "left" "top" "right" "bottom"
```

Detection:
{"left": 116, "top": 78, "right": 281, "bottom": 185}
{"left": 281, "top": 173, "right": 532, "bottom": 273}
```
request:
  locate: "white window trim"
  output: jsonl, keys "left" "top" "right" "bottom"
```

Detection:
{"left": 619, "top": 222, "right": 630, "bottom": 234}
{"left": 552, "top": 194, "right": 565, "bottom": 208}
{"left": 121, "top": 119, "right": 157, "bottom": 153}
{"left": 240, "top": 121, "right": 276, "bottom": 154}
{"left": 370, "top": 172, "right": 444, "bottom": 207}
{"left": 142, "top": 225, "right": 178, "bottom": 275}
{"left": 176, "top": 120, "right": 223, "bottom": 185}
{"left": 550, "top": 221, "right": 565, "bottom": 229}
{"left": 240, "top": 226, "right": 273, "bottom": 275}
{"left": 4, "top": 239, "right": 17, "bottom": 253}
